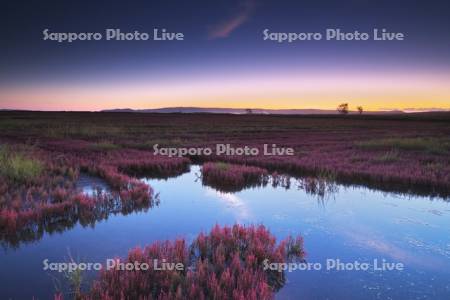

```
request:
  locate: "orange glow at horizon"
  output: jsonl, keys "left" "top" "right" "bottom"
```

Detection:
{"left": 1, "top": 71, "right": 449, "bottom": 111}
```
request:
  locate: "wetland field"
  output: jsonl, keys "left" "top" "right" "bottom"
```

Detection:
{"left": 0, "top": 111, "right": 449, "bottom": 299}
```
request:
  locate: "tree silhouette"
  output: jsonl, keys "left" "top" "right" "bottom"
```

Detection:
{"left": 337, "top": 103, "right": 349, "bottom": 114}
{"left": 357, "top": 106, "right": 363, "bottom": 114}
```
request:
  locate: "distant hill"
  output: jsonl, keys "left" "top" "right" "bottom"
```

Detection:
{"left": 101, "top": 107, "right": 405, "bottom": 115}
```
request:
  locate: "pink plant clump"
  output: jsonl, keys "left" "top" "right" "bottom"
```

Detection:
{"left": 1, "top": 112, "right": 450, "bottom": 246}
{"left": 201, "top": 145, "right": 450, "bottom": 198}
{"left": 201, "top": 162, "right": 269, "bottom": 192}
{"left": 81, "top": 224, "right": 305, "bottom": 300}
{"left": 0, "top": 145, "right": 191, "bottom": 247}
{"left": 2, "top": 112, "right": 450, "bottom": 198}
{"left": 117, "top": 154, "right": 191, "bottom": 179}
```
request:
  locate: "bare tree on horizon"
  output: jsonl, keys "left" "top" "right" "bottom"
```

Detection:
{"left": 357, "top": 106, "right": 363, "bottom": 114}
{"left": 337, "top": 103, "right": 349, "bottom": 114}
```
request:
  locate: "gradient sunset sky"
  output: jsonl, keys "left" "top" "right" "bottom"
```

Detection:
{"left": 1, "top": 0, "right": 449, "bottom": 111}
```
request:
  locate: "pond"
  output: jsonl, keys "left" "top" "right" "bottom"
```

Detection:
{"left": 0, "top": 166, "right": 449, "bottom": 299}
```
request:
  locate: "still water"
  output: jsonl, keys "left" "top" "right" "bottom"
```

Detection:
{"left": 0, "top": 166, "right": 449, "bottom": 299}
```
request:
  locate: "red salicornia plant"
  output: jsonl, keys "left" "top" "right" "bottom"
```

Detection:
{"left": 80, "top": 224, "right": 305, "bottom": 300}
{"left": 201, "top": 162, "right": 269, "bottom": 192}
{"left": 0, "top": 143, "right": 191, "bottom": 247}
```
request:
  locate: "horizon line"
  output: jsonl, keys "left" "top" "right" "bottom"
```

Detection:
{"left": 1, "top": 106, "right": 449, "bottom": 114}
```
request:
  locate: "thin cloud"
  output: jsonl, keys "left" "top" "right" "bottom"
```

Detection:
{"left": 208, "top": 0, "right": 256, "bottom": 39}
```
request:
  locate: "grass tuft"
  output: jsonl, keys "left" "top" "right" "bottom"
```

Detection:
{"left": 375, "top": 149, "right": 400, "bottom": 163}
{"left": 0, "top": 146, "right": 43, "bottom": 183}
{"left": 356, "top": 137, "right": 450, "bottom": 154}
{"left": 215, "top": 162, "right": 229, "bottom": 171}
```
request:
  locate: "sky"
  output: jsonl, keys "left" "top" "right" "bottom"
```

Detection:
{"left": 1, "top": 0, "right": 449, "bottom": 111}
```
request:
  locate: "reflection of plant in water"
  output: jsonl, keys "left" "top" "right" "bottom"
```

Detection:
{"left": 2, "top": 112, "right": 450, "bottom": 199}
{"left": 0, "top": 143, "right": 191, "bottom": 248}
{"left": 297, "top": 174, "right": 338, "bottom": 200}
{"left": 0, "top": 191, "right": 155, "bottom": 249}
{"left": 271, "top": 172, "right": 291, "bottom": 189}
{"left": 200, "top": 162, "right": 338, "bottom": 200}
{"left": 201, "top": 162, "right": 269, "bottom": 192}
{"left": 82, "top": 224, "right": 305, "bottom": 300}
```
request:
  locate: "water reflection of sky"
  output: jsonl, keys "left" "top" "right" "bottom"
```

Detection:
{"left": 0, "top": 166, "right": 449, "bottom": 299}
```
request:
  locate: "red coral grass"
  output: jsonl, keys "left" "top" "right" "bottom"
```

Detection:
{"left": 0, "top": 145, "right": 187, "bottom": 247}
{"left": 82, "top": 224, "right": 305, "bottom": 300}
{"left": 201, "top": 162, "right": 269, "bottom": 192}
